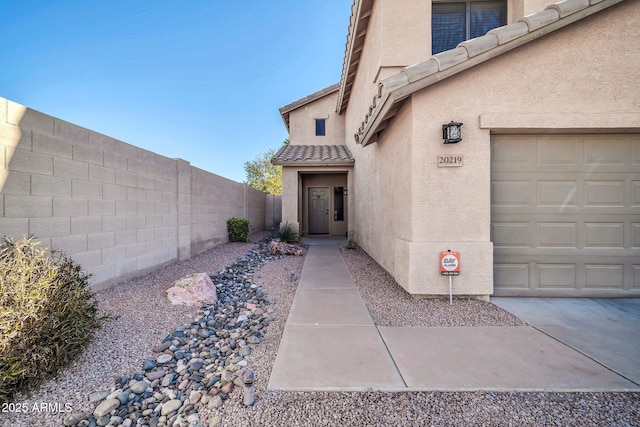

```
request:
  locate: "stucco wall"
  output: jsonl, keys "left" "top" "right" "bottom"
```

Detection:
{"left": 379, "top": 0, "right": 430, "bottom": 67}
{"left": 0, "top": 98, "right": 272, "bottom": 290}
{"left": 345, "top": 0, "right": 639, "bottom": 297}
{"left": 280, "top": 167, "right": 300, "bottom": 234}
{"left": 509, "top": 0, "right": 559, "bottom": 24}
{"left": 351, "top": 101, "right": 414, "bottom": 283}
{"left": 288, "top": 92, "right": 344, "bottom": 145}
{"left": 343, "top": 0, "right": 417, "bottom": 288}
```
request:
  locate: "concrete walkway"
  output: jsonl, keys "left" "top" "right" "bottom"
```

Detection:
{"left": 268, "top": 240, "right": 640, "bottom": 392}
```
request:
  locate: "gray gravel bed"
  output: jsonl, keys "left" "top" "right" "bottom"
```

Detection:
{"left": 197, "top": 252, "right": 305, "bottom": 426}
{"left": 213, "top": 244, "right": 638, "bottom": 427}
{"left": 2, "top": 232, "right": 270, "bottom": 427}
{"left": 5, "top": 237, "right": 638, "bottom": 426}
{"left": 219, "top": 389, "right": 639, "bottom": 426}
{"left": 341, "top": 246, "right": 525, "bottom": 327}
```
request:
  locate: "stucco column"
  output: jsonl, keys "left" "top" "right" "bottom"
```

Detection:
{"left": 404, "top": 116, "right": 493, "bottom": 298}
{"left": 281, "top": 167, "right": 300, "bottom": 235}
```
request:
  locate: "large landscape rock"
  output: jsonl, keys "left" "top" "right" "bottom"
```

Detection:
{"left": 166, "top": 272, "right": 218, "bottom": 306}
{"left": 269, "top": 240, "right": 303, "bottom": 256}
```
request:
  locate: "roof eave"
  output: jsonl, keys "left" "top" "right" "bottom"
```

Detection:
{"left": 336, "top": 0, "right": 374, "bottom": 114}
{"left": 357, "top": 88, "right": 393, "bottom": 147}
{"left": 272, "top": 160, "right": 355, "bottom": 167}
{"left": 357, "top": 0, "right": 623, "bottom": 146}
{"left": 279, "top": 108, "right": 291, "bottom": 132}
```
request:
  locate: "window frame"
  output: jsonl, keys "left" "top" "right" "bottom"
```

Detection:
{"left": 432, "top": 0, "right": 507, "bottom": 55}
{"left": 315, "top": 118, "right": 326, "bottom": 137}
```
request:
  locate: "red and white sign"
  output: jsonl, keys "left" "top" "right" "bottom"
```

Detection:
{"left": 440, "top": 251, "right": 460, "bottom": 276}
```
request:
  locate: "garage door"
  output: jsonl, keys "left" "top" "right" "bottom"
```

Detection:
{"left": 491, "top": 134, "right": 640, "bottom": 297}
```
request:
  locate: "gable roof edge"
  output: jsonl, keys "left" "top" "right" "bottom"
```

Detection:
{"left": 336, "top": 0, "right": 374, "bottom": 115}
{"left": 279, "top": 83, "right": 340, "bottom": 132}
{"left": 356, "top": 0, "right": 624, "bottom": 147}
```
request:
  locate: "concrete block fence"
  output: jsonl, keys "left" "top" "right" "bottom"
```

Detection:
{"left": 0, "top": 98, "right": 281, "bottom": 290}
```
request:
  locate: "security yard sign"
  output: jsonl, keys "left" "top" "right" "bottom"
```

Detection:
{"left": 440, "top": 251, "right": 460, "bottom": 276}
{"left": 440, "top": 250, "right": 460, "bottom": 305}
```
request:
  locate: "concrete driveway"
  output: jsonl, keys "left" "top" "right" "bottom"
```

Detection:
{"left": 492, "top": 298, "right": 640, "bottom": 386}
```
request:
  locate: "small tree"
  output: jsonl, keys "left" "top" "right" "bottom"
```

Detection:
{"left": 244, "top": 148, "right": 282, "bottom": 195}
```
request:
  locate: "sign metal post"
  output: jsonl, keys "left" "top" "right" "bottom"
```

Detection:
{"left": 440, "top": 250, "right": 460, "bottom": 304}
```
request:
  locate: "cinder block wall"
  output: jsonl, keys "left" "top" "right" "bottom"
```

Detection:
{"left": 264, "top": 194, "right": 282, "bottom": 229}
{"left": 0, "top": 98, "right": 272, "bottom": 290}
{"left": 245, "top": 183, "right": 267, "bottom": 235}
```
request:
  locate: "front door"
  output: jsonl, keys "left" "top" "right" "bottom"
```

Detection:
{"left": 309, "top": 187, "right": 329, "bottom": 234}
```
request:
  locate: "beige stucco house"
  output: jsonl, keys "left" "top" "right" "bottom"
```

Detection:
{"left": 273, "top": 0, "right": 640, "bottom": 299}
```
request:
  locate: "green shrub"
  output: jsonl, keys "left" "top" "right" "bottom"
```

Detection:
{"left": 347, "top": 231, "right": 357, "bottom": 249}
{"left": 274, "top": 221, "right": 297, "bottom": 243}
{"left": 0, "top": 236, "right": 106, "bottom": 403}
{"left": 227, "top": 217, "right": 250, "bottom": 242}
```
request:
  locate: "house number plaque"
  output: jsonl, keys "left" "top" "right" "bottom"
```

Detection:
{"left": 437, "top": 154, "right": 463, "bottom": 167}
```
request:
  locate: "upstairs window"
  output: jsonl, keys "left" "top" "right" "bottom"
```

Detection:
{"left": 315, "top": 118, "right": 326, "bottom": 136}
{"left": 432, "top": 1, "right": 507, "bottom": 54}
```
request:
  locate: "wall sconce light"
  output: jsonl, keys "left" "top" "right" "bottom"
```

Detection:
{"left": 343, "top": 188, "right": 348, "bottom": 196}
{"left": 442, "top": 121, "right": 463, "bottom": 144}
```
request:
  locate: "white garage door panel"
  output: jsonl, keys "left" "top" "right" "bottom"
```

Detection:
{"left": 491, "top": 134, "right": 640, "bottom": 297}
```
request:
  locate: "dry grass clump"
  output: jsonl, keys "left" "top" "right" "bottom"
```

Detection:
{"left": 0, "top": 236, "right": 107, "bottom": 403}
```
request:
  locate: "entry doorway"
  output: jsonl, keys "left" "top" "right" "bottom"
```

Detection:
{"left": 300, "top": 172, "right": 349, "bottom": 237}
{"left": 308, "top": 187, "right": 329, "bottom": 234}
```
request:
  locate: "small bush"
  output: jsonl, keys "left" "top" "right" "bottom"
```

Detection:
{"left": 0, "top": 236, "right": 106, "bottom": 403}
{"left": 347, "top": 231, "right": 357, "bottom": 249}
{"left": 274, "top": 221, "right": 297, "bottom": 243}
{"left": 227, "top": 217, "right": 249, "bottom": 242}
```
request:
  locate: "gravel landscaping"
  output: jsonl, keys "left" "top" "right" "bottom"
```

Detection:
{"left": 215, "top": 244, "right": 639, "bottom": 427}
{"left": 3, "top": 231, "right": 273, "bottom": 427}
{"left": 3, "top": 236, "right": 638, "bottom": 427}
{"left": 341, "top": 246, "right": 525, "bottom": 327}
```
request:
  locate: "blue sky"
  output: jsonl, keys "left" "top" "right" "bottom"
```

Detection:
{"left": 0, "top": 1, "right": 352, "bottom": 183}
